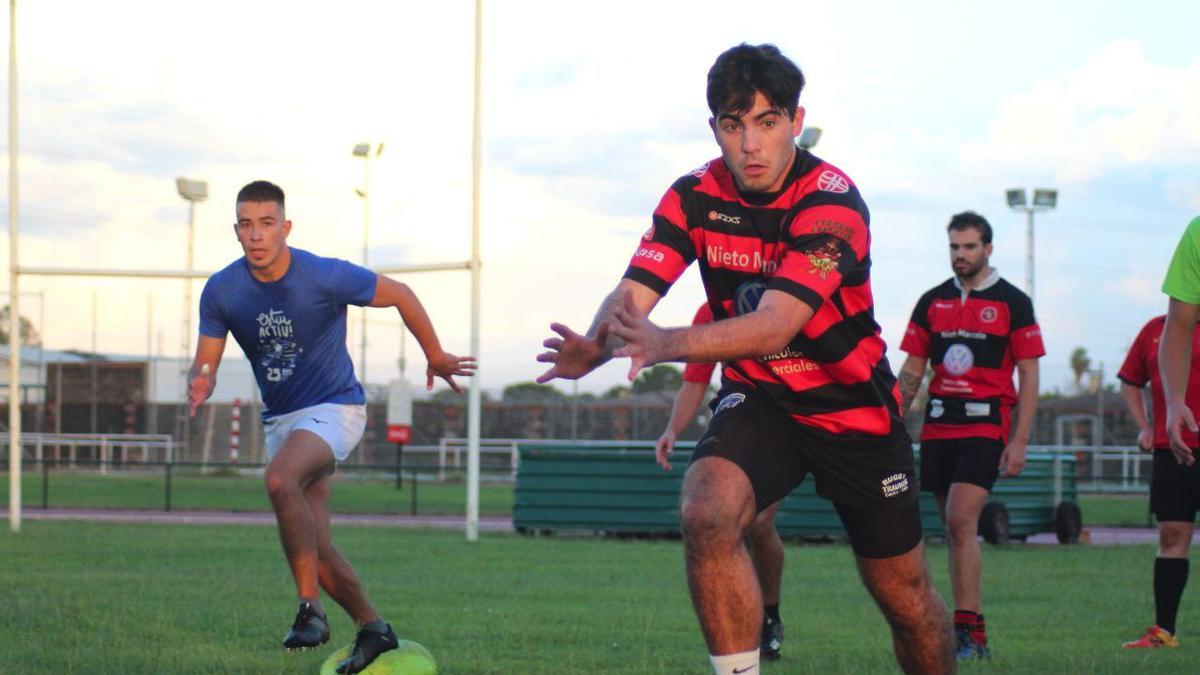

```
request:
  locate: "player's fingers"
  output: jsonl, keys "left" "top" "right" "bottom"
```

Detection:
{"left": 542, "top": 337, "right": 564, "bottom": 350}
{"left": 1186, "top": 409, "right": 1199, "bottom": 433}
{"left": 549, "top": 323, "right": 576, "bottom": 340}
{"left": 596, "top": 321, "right": 610, "bottom": 343}
{"left": 535, "top": 367, "right": 558, "bottom": 384}
{"left": 443, "top": 375, "right": 462, "bottom": 394}
{"left": 535, "top": 351, "right": 560, "bottom": 364}
{"left": 426, "top": 371, "right": 435, "bottom": 391}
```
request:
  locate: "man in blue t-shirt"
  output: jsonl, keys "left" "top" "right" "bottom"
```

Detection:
{"left": 189, "top": 180, "right": 475, "bottom": 674}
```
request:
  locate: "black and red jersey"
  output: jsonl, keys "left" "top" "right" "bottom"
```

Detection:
{"left": 623, "top": 150, "right": 904, "bottom": 437}
{"left": 900, "top": 272, "right": 1044, "bottom": 442}
{"left": 1117, "top": 315, "right": 1200, "bottom": 449}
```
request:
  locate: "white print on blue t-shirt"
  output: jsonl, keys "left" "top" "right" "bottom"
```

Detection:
{"left": 256, "top": 308, "right": 300, "bottom": 382}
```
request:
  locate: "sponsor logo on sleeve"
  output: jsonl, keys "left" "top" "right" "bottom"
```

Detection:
{"left": 641, "top": 224, "right": 654, "bottom": 242}
{"left": 816, "top": 170, "right": 850, "bottom": 193}
{"left": 804, "top": 240, "right": 842, "bottom": 279}
{"left": 633, "top": 247, "right": 665, "bottom": 264}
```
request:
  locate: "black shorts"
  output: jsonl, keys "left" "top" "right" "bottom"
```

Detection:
{"left": 919, "top": 437, "right": 1004, "bottom": 495}
{"left": 1151, "top": 449, "right": 1200, "bottom": 522}
{"left": 690, "top": 386, "right": 921, "bottom": 559}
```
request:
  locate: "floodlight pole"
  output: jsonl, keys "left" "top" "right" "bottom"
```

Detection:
{"left": 7, "top": 0, "right": 20, "bottom": 532}
{"left": 1006, "top": 187, "right": 1057, "bottom": 305}
{"left": 1024, "top": 208, "right": 1034, "bottom": 301}
{"left": 465, "top": 0, "right": 483, "bottom": 542}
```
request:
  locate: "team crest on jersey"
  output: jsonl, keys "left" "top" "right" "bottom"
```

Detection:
{"left": 804, "top": 240, "right": 842, "bottom": 279}
{"left": 980, "top": 306, "right": 998, "bottom": 323}
{"left": 817, "top": 170, "right": 850, "bottom": 193}
{"left": 714, "top": 392, "right": 746, "bottom": 415}
{"left": 943, "top": 343, "right": 974, "bottom": 376}
{"left": 734, "top": 280, "right": 767, "bottom": 316}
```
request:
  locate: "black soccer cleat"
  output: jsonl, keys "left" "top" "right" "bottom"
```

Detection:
{"left": 336, "top": 623, "right": 399, "bottom": 674}
{"left": 761, "top": 614, "right": 784, "bottom": 661}
{"left": 283, "top": 602, "right": 330, "bottom": 651}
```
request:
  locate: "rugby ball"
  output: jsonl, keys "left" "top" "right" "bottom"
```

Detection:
{"left": 318, "top": 640, "right": 437, "bottom": 675}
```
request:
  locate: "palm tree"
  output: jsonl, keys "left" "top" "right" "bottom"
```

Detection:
{"left": 1070, "top": 347, "right": 1091, "bottom": 390}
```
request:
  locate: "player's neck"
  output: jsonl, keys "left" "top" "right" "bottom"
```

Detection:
{"left": 249, "top": 246, "right": 292, "bottom": 283}
{"left": 956, "top": 264, "right": 992, "bottom": 291}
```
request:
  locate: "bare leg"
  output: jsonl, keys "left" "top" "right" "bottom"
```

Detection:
{"left": 680, "top": 456, "right": 759, "bottom": 654}
{"left": 746, "top": 502, "right": 784, "bottom": 606}
{"left": 263, "top": 430, "right": 336, "bottom": 609}
{"left": 857, "top": 543, "right": 955, "bottom": 674}
{"left": 938, "top": 483, "right": 989, "bottom": 613}
{"left": 307, "top": 474, "right": 382, "bottom": 626}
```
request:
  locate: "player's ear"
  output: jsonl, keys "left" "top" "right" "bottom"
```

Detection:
{"left": 282, "top": 219, "right": 292, "bottom": 239}
{"left": 791, "top": 106, "right": 805, "bottom": 138}
{"left": 708, "top": 116, "right": 718, "bottom": 139}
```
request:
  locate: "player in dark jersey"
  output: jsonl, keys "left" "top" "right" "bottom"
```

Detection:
{"left": 1119, "top": 314, "right": 1200, "bottom": 649}
{"left": 898, "top": 211, "right": 1044, "bottom": 660}
{"left": 537, "top": 44, "right": 953, "bottom": 675}
{"left": 188, "top": 181, "right": 475, "bottom": 673}
{"left": 654, "top": 303, "right": 786, "bottom": 661}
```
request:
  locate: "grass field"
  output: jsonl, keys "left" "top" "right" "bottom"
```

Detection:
{"left": 0, "top": 520, "right": 1192, "bottom": 674}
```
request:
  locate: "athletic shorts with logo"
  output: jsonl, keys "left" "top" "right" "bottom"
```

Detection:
{"left": 1151, "top": 448, "right": 1200, "bottom": 522}
{"left": 919, "top": 437, "right": 1005, "bottom": 494}
{"left": 691, "top": 385, "right": 922, "bottom": 559}
{"left": 263, "top": 403, "right": 367, "bottom": 462}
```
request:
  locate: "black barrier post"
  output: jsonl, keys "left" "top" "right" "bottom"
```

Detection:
{"left": 41, "top": 459, "right": 49, "bottom": 509}
{"left": 395, "top": 443, "right": 404, "bottom": 490}
{"left": 165, "top": 462, "right": 173, "bottom": 512}
{"left": 410, "top": 468, "right": 417, "bottom": 516}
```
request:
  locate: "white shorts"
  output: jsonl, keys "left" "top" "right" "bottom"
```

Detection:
{"left": 263, "top": 403, "right": 367, "bottom": 462}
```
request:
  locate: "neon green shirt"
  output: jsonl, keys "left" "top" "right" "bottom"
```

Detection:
{"left": 1163, "top": 216, "right": 1200, "bottom": 304}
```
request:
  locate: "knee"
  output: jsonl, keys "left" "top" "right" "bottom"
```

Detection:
{"left": 680, "top": 496, "right": 745, "bottom": 549}
{"left": 263, "top": 468, "right": 298, "bottom": 502}
{"left": 945, "top": 511, "right": 978, "bottom": 544}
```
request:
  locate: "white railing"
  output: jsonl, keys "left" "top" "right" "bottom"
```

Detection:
{"left": 0, "top": 433, "right": 177, "bottom": 475}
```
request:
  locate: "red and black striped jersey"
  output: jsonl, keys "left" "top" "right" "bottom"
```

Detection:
{"left": 623, "top": 150, "right": 905, "bottom": 437}
{"left": 900, "top": 272, "right": 1044, "bottom": 442}
{"left": 682, "top": 303, "right": 717, "bottom": 384}
{"left": 1117, "top": 315, "right": 1200, "bottom": 449}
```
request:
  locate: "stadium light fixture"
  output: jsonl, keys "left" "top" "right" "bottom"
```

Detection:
{"left": 797, "top": 127, "right": 822, "bottom": 150}
{"left": 1033, "top": 188, "right": 1058, "bottom": 209}
{"left": 1006, "top": 186, "right": 1058, "bottom": 304}
{"left": 175, "top": 178, "right": 208, "bottom": 203}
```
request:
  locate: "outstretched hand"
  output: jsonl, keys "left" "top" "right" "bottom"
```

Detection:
{"left": 427, "top": 352, "right": 477, "bottom": 393}
{"left": 654, "top": 430, "right": 676, "bottom": 471}
{"left": 610, "top": 291, "right": 673, "bottom": 381}
{"left": 535, "top": 322, "right": 610, "bottom": 383}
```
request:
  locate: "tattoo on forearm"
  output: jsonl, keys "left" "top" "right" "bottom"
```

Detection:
{"left": 898, "top": 369, "right": 922, "bottom": 413}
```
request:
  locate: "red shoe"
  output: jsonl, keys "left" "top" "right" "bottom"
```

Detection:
{"left": 1122, "top": 625, "right": 1179, "bottom": 649}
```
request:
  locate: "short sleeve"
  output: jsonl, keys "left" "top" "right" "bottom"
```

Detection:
{"left": 1116, "top": 320, "right": 1154, "bottom": 388}
{"left": 900, "top": 292, "right": 933, "bottom": 358}
{"left": 1008, "top": 289, "right": 1045, "bottom": 361}
{"left": 1163, "top": 218, "right": 1200, "bottom": 304}
{"left": 333, "top": 259, "right": 378, "bottom": 307}
{"left": 198, "top": 277, "right": 228, "bottom": 338}
{"left": 623, "top": 183, "right": 698, "bottom": 295}
{"left": 766, "top": 204, "right": 868, "bottom": 312}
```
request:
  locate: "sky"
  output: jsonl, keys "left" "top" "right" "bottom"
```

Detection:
{"left": 1, "top": 0, "right": 1199, "bottom": 397}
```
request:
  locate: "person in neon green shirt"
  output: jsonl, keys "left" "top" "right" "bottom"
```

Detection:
{"left": 1162, "top": 216, "right": 1200, "bottom": 466}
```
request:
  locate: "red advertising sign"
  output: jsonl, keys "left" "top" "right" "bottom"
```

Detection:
{"left": 386, "top": 425, "right": 412, "bottom": 444}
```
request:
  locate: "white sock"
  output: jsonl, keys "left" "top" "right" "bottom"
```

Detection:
{"left": 709, "top": 649, "right": 760, "bottom": 675}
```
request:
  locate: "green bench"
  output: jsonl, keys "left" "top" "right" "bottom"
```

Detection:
{"left": 514, "top": 442, "right": 1080, "bottom": 544}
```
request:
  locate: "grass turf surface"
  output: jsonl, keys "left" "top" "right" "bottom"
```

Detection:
{"left": 0, "top": 521, "right": 1192, "bottom": 674}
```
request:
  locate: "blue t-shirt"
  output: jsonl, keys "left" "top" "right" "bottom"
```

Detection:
{"left": 199, "top": 247, "right": 377, "bottom": 418}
